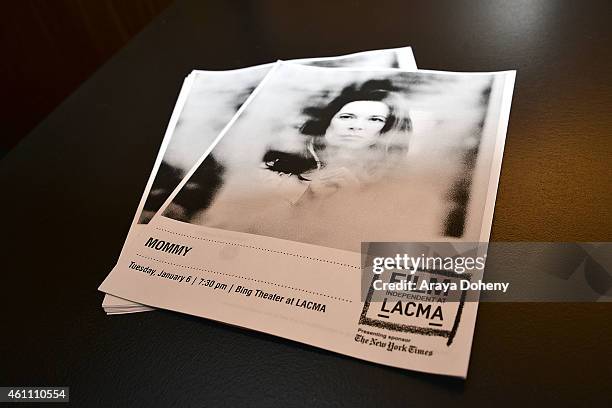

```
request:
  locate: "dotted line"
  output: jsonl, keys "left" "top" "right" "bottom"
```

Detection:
{"left": 136, "top": 253, "right": 352, "bottom": 303}
{"left": 154, "top": 227, "right": 360, "bottom": 269}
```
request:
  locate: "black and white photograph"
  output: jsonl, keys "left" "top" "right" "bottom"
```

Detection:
{"left": 161, "top": 62, "right": 508, "bottom": 252}
{"left": 138, "top": 47, "right": 416, "bottom": 224}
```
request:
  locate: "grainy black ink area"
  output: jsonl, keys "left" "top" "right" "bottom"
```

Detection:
{"left": 164, "top": 154, "right": 225, "bottom": 221}
{"left": 140, "top": 161, "right": 185, "bottom": 223}
{"left": 444, "top": 83, "right": 492, "bottom": 237}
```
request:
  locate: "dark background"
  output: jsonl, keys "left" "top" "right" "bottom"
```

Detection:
{"left": 1, "top": 0, "right": 611, "bottom": 406}
{"left": 1, "top": 0, "right": 173, "bottom": 156}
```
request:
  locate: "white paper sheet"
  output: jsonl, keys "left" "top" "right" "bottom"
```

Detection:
{"left": 100, "top": 62, "right": 515, "bottom": 377}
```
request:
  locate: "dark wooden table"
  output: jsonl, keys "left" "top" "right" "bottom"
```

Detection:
{"left": 1, "top": 0, "right": 610, "bottom": 406}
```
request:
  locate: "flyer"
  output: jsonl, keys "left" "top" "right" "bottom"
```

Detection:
{"left": 100, "top": 62, "right": 515, "bottom": 377}
{"left": 103, "top": 47, "right": 418, "bottom": 313}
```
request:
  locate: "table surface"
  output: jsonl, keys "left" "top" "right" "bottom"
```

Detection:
{"left": 1, "top": 0, "right": 610, "bottom": 406}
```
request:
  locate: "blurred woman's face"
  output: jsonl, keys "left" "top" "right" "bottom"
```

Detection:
{"left": 324, "top": 100, "right": 389, "bottom": 149}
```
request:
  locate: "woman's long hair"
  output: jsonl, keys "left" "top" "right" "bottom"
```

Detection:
{"left": 263, "top": 79, "right": 412, "bottom": 181}
{"left": 301, "top": 79, "right": 412, "bottom": 177}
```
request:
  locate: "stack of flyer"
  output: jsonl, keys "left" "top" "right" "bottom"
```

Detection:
{"left": 99, "top": 46, "right": 515, "bottom": 378}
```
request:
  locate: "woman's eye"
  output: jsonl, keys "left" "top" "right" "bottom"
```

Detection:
{"left": 338, "top": 114, "right": 354, "bottom": 119}
{"left": 370, "top": 117, "right": 386, "bottom": 123}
